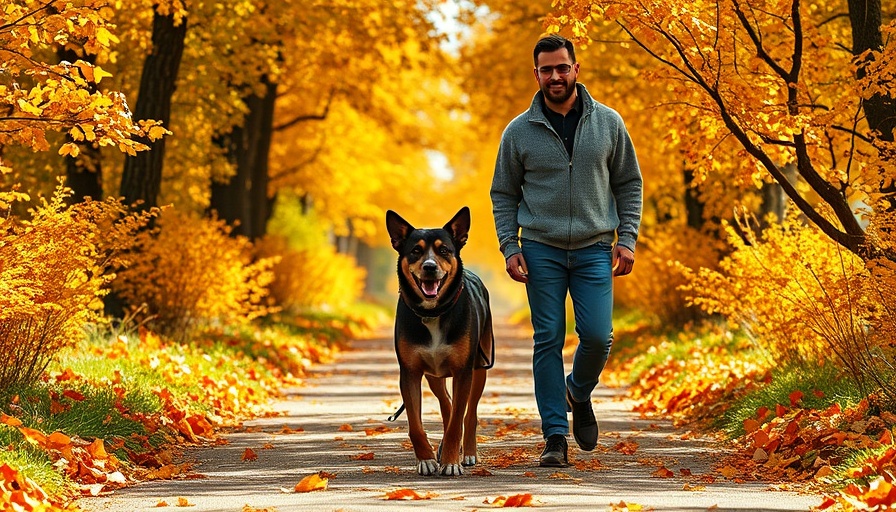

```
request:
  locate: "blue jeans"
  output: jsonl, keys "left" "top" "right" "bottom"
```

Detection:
{"left": 521, "top": 239, "right": 614, "bottom": 439}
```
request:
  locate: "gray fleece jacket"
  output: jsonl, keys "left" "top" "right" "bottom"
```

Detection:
{"left": 491, "top": 83, "right": 643, "bottom": 259}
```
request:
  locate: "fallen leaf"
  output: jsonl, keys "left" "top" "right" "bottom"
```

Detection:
{"left": 383, "top": 488, "right": 435, "bottom": 500}
{"left": 486, "top": 493, "right": 534, "bottom": 507}
{"left": 0, "top": 413, "right": 23, "bottom": 427}
{"left": 176, "top": 497, "right": 193, "bottom": 507}
{"left": 652, "top": 466, "right": 674, "bottom": 478}
{"left": 155, "top": 500, "right": 169, "bottom": 507}
{"left": 338, "top": 424, "right": 353, "bottom": 432}
{"left": 294, "top": 473, "right": 328, "bottom": 492}
{"left": 350, "top": 452, "right": 374, "bottom": 461}
{"left": 242, "top": 448, "right": 258, "bottom": 461}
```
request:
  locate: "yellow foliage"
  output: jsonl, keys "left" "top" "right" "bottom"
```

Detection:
{"left": 615, "top": 223, "right": 723, "bottom": 324}
{"left": 113, "top": 210, "right": 277, "bottom": 338}
{"left": 677, "top": 210, "right": 896, "bottom": 389}
{"left": 0, "top": 184, "right": 151, "bottom": 388}
{"left": 255, "top": 235, "right": 366, "bottom": 312}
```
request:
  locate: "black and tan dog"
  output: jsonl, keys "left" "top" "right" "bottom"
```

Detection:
{"left": 386, "top": 206, "right": 494, "bottom": 476}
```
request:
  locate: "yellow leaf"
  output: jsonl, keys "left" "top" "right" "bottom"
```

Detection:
{"left": 93, "top": 65, "right": 113, "bottom": 83}
{"left": 60, "top": 142, "right": 80, "bottom": 158}
{"left": 294, "top": 473, "right": 328, "bottom": 492}
{"left": 148, "top": 126, "right": 170, "bottom": 140}
{"left": 95, "top": 27, "right": 119, "bottom": 46}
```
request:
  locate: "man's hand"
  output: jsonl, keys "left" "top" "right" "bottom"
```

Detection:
{"left": 613, "top": 245, "right": 635, "bottom": 277}
{"left": 506, "top": 253, "right": 529, "bottom": 283}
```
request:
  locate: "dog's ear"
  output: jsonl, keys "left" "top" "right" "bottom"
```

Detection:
{"left": 386, "top": 210, "right": 414, "bottom": 251}
{"left": 444, "top": 206, "right": 470, "bottom": 249}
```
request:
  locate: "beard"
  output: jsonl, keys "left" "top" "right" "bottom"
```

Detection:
{"left": 541, "top": 78, "right": 575, "bottom": 105}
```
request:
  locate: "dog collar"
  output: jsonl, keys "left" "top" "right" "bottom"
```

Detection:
{"left": 401, "top": 280, "right": 465, "bottom": 320}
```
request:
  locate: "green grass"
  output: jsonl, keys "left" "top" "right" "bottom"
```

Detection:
{"left": 718, "top": 361, "right": 867, "bottom": 437}
{"left": 0, "top": 439, "right": 69, "bottom": 495}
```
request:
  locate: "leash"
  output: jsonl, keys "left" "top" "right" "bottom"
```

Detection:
{"left": 386, "top": 403, "right": 405, "bottom": 422}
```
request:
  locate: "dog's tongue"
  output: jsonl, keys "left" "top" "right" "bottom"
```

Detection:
{"left": 421, "top": 280, "right": 440, "bottom": 297}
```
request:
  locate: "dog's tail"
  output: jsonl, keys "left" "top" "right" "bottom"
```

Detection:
{"left": 386, "top": 403, "right": 405, "bottom": 422}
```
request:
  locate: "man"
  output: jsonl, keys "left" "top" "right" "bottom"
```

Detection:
{"left": 490, "top": 34, "right": 642, "bottom": 467}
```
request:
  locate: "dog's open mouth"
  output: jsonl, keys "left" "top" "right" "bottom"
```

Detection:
{"left": 414, "top": 276, "right": 445, "bottom": 299}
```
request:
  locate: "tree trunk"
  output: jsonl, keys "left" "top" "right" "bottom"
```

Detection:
{"left": 209, "top": 76, "right": 278, "bottom": 240}
{"left": 119, "top": 10, "right": 187, "bottom": 212}
{"left": 58, "top": 48, "right": 103, "bottom": 203}
{"left": 847, "top": 0, "right": 896, "bottom": 210}
{"left": 249, "top": 77, "right": 278, "bottom": 240}
{"left": 683, "top": 169, "right": 705, "bottom": 230}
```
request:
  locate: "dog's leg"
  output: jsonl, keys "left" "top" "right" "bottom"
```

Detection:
{"left": 439, "top": 369, "right": 474, "bottom": 476}
{"left": 462, "top": 367, "right": 487, "bottom": 466}
{"left": 425, "top": 375, "right": 452, "bottom": 461}
{"left": 400, "top": 368, "right": 438, "bottom": 476}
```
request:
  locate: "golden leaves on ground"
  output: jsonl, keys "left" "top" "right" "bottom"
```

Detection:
{"left": 0, "top": 463, "right": 71, "bottom": 512}
{"left": 382, "top": 488, "right": 437, "bottom": 500}
{"left": 293, "top": 473, "right": 329, "bottom": 493}
{"left": 484, "top": 493, "right": 535, "bottom": 507}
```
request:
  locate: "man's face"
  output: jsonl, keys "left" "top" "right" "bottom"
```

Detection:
{"left": 534, "top": 48, "right": 579, "bottom": 106}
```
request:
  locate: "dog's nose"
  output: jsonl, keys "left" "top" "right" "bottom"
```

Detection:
{"left": 422, "top": 260, "right": 438, "bottom": 273}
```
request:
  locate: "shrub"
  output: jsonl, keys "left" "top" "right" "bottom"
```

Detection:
{"left": 113, "top": 210, "right": 277, "bottom": 339}
{"left": 677, "top": 210, "right": 896, "bottom": 402}
{"left": 255, "top": 235, "right": 366, "bottom": 312}
{"left": 0, "top": 185, "right": 150, "bottom": 389}
{"left": 615, "top": 222, "right": 724, "bottom": 325}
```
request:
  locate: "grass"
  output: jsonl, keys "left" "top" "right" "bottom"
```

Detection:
{"left": 1, "top": 306, "right": 385, "bottom": 495}
{"left": 718, "top": 360, "right": 868, "bottom": 437}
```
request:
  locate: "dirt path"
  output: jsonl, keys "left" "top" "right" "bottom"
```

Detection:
{"left": 79, "top": 321, "right": 824, "bottom": 512}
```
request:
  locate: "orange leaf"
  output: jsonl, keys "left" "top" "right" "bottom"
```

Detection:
{"left": 85, "top": 438, "right": 107, "bottom": 459}
{"left": 487, "top": 493, "right": 534, "bottom": 507}
{"left": 338, "top": 424, "right": 353, "bottom": 432}
{"left": 718, "top": 466, "right": 738, "bottom": 479}
{"left": 63, "top": 389, "right": 86, "bottom": 401}
{"left": 19, "top": 427, "right": 47, "bottom": 447}
{"left": 241, "top": 448, "right": 258, "bottom": 461}
{"left": 47, "top": 431, "right": 71, "bottom": 450}
{"left": 294, "top": 473, "right": 328, "bottom": 492}
{"left": 879, "top": 429, "right": 893, "bottom": 445}
{"left": 788, "top": 390, "right": 803, "bottom": 407}
{"left": 775, "top": 404, "right": 787, "bottom": 417}
{"left": 350, "top": 452, "right": 374, "bottom": 460}
{"left": 176, "top": 497, "right": 193, "bottom": 507}
{"left": 652, "top": 466, "right": 674, "bottom": 478}
{"left": 0, "top": 413, "right": 22, "bottom": 427}
{"left": 743, "top": 418, "right": 760, "bottom": 434}
{"left": 383, "top": 488, "right": 433, "bottom": 500}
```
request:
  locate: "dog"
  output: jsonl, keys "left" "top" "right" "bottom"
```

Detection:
{"left": 385, "top": 206, "right": 494, "bottom": 476}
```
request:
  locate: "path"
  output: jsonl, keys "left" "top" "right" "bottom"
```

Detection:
{"left": 79, "top": 321, "right": 824, "bottom": 512}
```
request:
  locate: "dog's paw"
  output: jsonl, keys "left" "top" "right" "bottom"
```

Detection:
{"left": 417, "top": 459, "right": 439, "bottom": 476}
{"left": 439, "top": 463, "right": 464, "bottom": 476}
{"left": 462, "top": 454, "right": 477, "bottom": 466}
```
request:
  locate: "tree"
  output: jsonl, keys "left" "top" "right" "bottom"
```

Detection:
{"left": 0, "top": 0, "right": 161, "bottom": 195}
{"left": 118, "top": 3, "right": 187, "bottom": 212}
{"left": 546, "top": 0, "right": 895, "bottom": 261}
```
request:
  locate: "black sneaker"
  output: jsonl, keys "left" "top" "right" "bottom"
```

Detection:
{"left": 567, "top": 387, "right": 598, "bottom": 451}
{"left": 539, "top": 434, "right": 568, "bottom": 467}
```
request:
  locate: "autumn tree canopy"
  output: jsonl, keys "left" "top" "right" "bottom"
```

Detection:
{"left": 546, "top": 0, "right": 896, "bottom": 261}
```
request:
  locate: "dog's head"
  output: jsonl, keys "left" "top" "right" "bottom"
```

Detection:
{"left": 386, "top": 207, "right": 470, "bottom": 308}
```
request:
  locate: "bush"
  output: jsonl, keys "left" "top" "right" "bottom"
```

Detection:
{"left": 615, "top": 222, "right": 723, "bottom": 325}
{"left": 677, "top": 210, "right": 896, "bottom": 401}
{"left": 0, "top": 185, "right": 150, "bottom": 389}
{"left": 255, "top": 235, "right": 366, "bottom": 312}
{"left": 113, "top": 209, "right": 277, "bottom": 339}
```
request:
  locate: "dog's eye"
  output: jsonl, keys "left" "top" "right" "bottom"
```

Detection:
{"left": 439, "top": 247, "right": 451, "bottom": 257}
{"left": 410, "top": 247, "right": 423, "bottom": 256}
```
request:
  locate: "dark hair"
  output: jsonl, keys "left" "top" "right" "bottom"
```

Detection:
{"left": 533, "top": 34, "right": 576, "bottom": 65}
